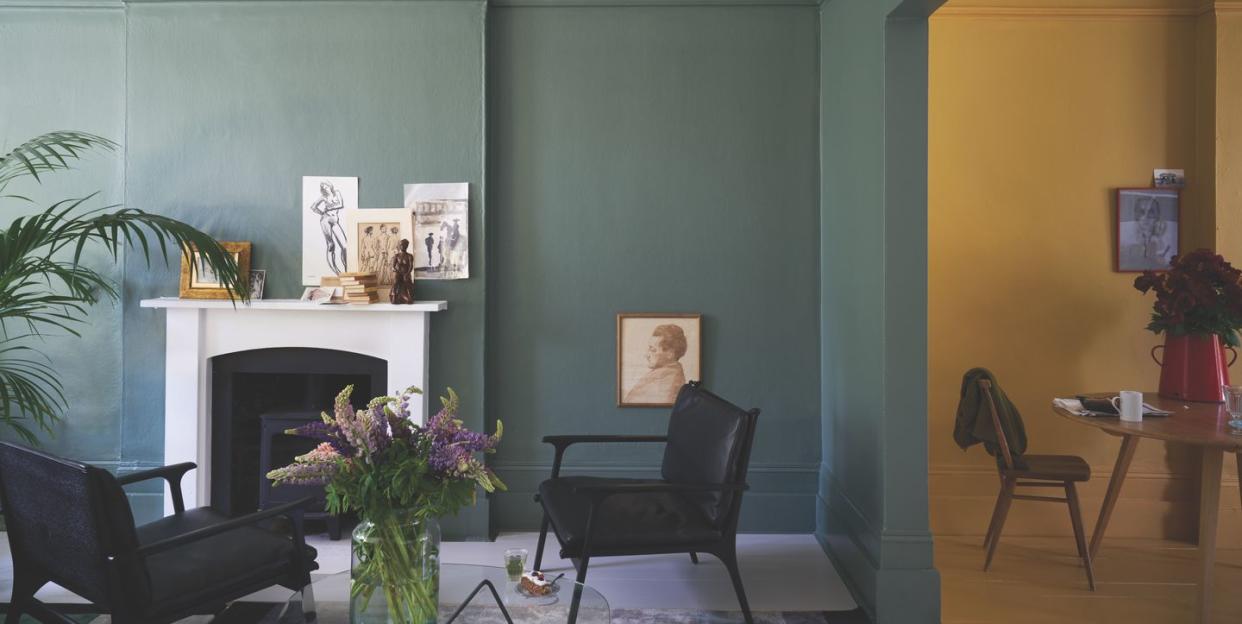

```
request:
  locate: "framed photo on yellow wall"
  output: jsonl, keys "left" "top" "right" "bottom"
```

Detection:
{"left": 1116, "top": 188, "right": 1179, "bottom": 273}
{"left": 179, "top": 241, "right": 251, "bottom": 299}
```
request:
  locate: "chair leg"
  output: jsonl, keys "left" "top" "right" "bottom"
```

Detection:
{"left": 983, "top": 483, "right": 1007, "bottom": 549}
{"left": 533, "top": 512, "right": 550, "bottom": 571}
{"left": 6, "top": 565, "right": 44, "bottom": 624}
{"left": 1065, "top": 482, "right": 1096, "bottom": 591}
{"left": 568, "top": 555, "right": 590, "bottom": 624}
{"left": 983, "top": 478, "right": 1014, "bottom": 572}
{"left": 719, "top": 548, "right": 754, "bottom": 624}
{"left": 689, "top": 552, "right": 699, "bottom": 565}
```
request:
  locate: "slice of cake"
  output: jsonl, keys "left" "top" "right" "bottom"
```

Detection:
{"left": 520, "top": 571, "right": 553, "bottom": 596}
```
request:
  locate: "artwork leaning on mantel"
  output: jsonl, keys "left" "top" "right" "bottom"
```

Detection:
{"left": 616, "top": 313, "right": 702, "bottom": 407}
{"left": 179, "top": 241, "right": 251, "bottom": 300}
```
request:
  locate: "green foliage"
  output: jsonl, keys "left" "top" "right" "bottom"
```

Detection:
{"left": 0, "top": 132, "right": 248, "bottom": 443}
{"left": 323, "top": 434, "right": 479, "bottom": 524}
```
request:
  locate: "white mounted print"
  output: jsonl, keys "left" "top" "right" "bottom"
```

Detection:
{"left": 302, "top": 176, "right": 358, "bottom": 285}
{"left": 404, "top": 182, "right": 469, "bottom": 280}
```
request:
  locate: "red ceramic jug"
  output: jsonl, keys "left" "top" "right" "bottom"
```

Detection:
{"left": 1151, "top": 334, "right": 1238, "bottom": 402}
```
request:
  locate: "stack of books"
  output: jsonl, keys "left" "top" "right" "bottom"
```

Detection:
{"left": 338, "top": 272, "right": 380, "bottom": 305}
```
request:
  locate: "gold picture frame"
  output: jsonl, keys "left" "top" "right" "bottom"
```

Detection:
{"left": 179, "top": 241, "right": 251, "bottom": 300}
{"left": 616, "top": 312, "right": 702, "bottom": 407}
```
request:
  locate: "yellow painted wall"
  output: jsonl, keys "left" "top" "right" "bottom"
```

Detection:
{"left": 928, "top": 8, "right": 1227, "bottom": 542}
{"left": 1217, "top": 8, "right": 1242, "bottom": 254}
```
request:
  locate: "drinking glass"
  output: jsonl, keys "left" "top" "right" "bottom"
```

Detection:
{"left": 503, "top": 548, "right": 528, "bottom": 582}
{"left": 1223, "top": 385, "right": 1242, "bottom": 435}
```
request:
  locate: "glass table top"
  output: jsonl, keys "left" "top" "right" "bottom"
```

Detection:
{"left": 267, "top": 563, "right": 610, "bottom": 624}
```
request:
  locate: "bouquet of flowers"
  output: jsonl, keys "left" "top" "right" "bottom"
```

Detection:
{"left": 1134, "top": 249, "right": 1242, "bottom": 347}
{"left": 268, "top": 384, "right": 504, "bottom": 623}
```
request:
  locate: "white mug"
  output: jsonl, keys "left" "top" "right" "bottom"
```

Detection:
{"left": 1111, "top": 390, "right": 1144, "bottom": 423}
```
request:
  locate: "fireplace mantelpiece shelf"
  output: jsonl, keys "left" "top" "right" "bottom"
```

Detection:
{"left": 141, "top": 297, "right": 446, "bottom": 516}
{"left": 141, "top": 297, "right": 446, "bottom": 312}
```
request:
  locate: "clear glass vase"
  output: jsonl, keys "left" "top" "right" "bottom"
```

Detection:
{"left": 350, "top": 510, "right": 441, "bottom": 624}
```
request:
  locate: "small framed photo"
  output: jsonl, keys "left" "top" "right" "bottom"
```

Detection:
{"left": 179, "top": 241, "right": 251, "bottom": 299}
{"left": 1117, "top": 188, "right": 1179, "bottom": 272}
{"left": 300, "top": 286, "right": 341, "bottom": 305}
{"left": 248, "top": 270, "right": 267, "bottom": 300}
{"left": 1153, "top": 169, "right": 1185, "bottom": 189}
{"left": 617, "top": 313, "right": 702, "bottom": 407}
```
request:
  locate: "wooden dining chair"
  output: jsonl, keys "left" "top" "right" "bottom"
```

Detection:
{"left": 978, "top": 378, "right": 1096, "bottom": 590}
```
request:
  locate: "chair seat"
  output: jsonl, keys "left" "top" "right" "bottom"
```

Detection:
{"left": 136, "top": 508, "right": 318, "bottom": 613}
{"left": 1006, "top": 454, "right": 1090, "bottom": 482}
{"left": 538, "top": 476, "right": 722, "bottom": 554}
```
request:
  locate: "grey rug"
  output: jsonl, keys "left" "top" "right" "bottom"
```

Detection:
{"left": 18, "top": 605, "right": 868, "bottom": 624}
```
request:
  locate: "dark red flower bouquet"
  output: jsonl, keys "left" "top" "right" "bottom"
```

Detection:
{"left": 1134, "top": 249, "right": 1242, "bottom": 347}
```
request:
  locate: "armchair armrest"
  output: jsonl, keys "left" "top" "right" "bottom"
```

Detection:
{"left": 136, "top": 497, "right": 316, "bottom": 558}
{"left": 541, "top": 435, "right": 667, "bottom": 478}
{"left": 116, "top": 463, "right": 196, "bottom": 514}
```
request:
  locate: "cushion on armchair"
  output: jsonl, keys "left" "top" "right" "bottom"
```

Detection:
{"left": 537, "top": 476, "right": 721, "bottom": 554}
{"left": 136, "top": 508, "right": 318, "bottom": 614}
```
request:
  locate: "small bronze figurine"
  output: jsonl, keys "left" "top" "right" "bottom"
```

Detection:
{"left": 390, "top": 238, "right": 415, "bottom": 304}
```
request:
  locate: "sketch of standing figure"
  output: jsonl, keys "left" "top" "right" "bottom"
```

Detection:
{"left": 440, "top": 218, "right": 466, "bottom": 272}
{"left": 310, "top": 180, "right": 348, "bottom": 275}
{"left": 359, "top": 226, "right": 377, "bottom": 274}
{"left": 424, "top": 232, "right": 436, "bottom": 269}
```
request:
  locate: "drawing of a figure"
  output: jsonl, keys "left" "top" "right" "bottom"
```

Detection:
{"left": 440, "top": 217, "right": 466, "bottom": 272}
{"left": 1121, "top": 194, "right": 1176, "bottom": 270}
{"left": 376, "top": 225, "right": 397, "bottom": 285}
{"left": 623, "top": 324, "right": 688, "bottom": 405}
{"left": 1135, "top": 196, "right": 1173, "bottom": 262}
{"left": 424, "top": 232, "right": 436, "bottom": 269}
{"left": 310, "top": 180, "right": 348, "bottom": 274}
{"left": 359, "top": 226, "right": 377, "bottom": 274}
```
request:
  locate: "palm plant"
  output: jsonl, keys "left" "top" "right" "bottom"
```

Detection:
{"left": 0, "top": 131, "right": 246, "bottom": 443}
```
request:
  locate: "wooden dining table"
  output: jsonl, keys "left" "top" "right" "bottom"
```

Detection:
{"left": 1052, "top": 392, "right": 1242, "bottom": 624}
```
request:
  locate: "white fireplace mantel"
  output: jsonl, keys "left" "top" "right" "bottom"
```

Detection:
{"left": 141, "top": 297, "right": 447, "bottom": 515}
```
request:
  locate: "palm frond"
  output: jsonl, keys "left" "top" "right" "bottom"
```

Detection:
{"left": 0, "top": 132, "right": 117, "bottom": 193}
{"left": 0, "top": 131, "right": 246, "bottom": 443}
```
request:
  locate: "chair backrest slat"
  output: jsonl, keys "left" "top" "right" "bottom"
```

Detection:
{"left": 977, "top": 379, "right": 1015, "bottom": 472}
{"left": 0, "top": 443, "right": 146, "bottom": 607}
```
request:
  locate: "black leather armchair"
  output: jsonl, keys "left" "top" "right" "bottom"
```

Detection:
{"left": 0, "top": 442, "right": 318, "bottom": 624}
{"left": 533, "top": 382, "right": 760, "bottom": 624}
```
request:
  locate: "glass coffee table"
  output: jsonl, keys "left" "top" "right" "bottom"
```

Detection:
{"left": 266, "top": 563, "right": 609, "bottom": 624}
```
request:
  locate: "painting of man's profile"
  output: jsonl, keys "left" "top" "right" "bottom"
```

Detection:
{"left": 617, "top": 313, "right": 702, "bottom": 407}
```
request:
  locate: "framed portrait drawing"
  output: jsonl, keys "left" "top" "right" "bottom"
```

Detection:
{"left": 345, "top": 208, "right": 414, "bottom": 296}
{"left": 1117, "top": 188, "right": 1179, "bottom": 272}
{"left": 617, "top": 313, "right": 702, "bottom": 407}
{"left": 179, "top": 241, "right": 251, "bottom": 300}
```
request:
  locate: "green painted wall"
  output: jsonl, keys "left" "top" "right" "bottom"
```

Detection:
{"left": 818, "top": 0, "right": 940, "bottom": 621}
{"left": 486, "top": 4, "right": 822, "bottom": 533}
{"left": 0, "top": 7, "right": 130, "bottom": 471}
{"left": 119, "top": 0, "right": 489, "bottom": 534}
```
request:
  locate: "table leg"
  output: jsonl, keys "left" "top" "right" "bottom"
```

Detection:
{"left": 1088, "top": 434, "right": 1139, "bottom": 559}
{"left": 1197, "top": 447, "right": 1223, "bottom": 624}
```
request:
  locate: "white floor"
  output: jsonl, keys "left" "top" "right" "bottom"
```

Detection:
{"left": 0, "top": 532, "right": 856, "bottom": 612}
